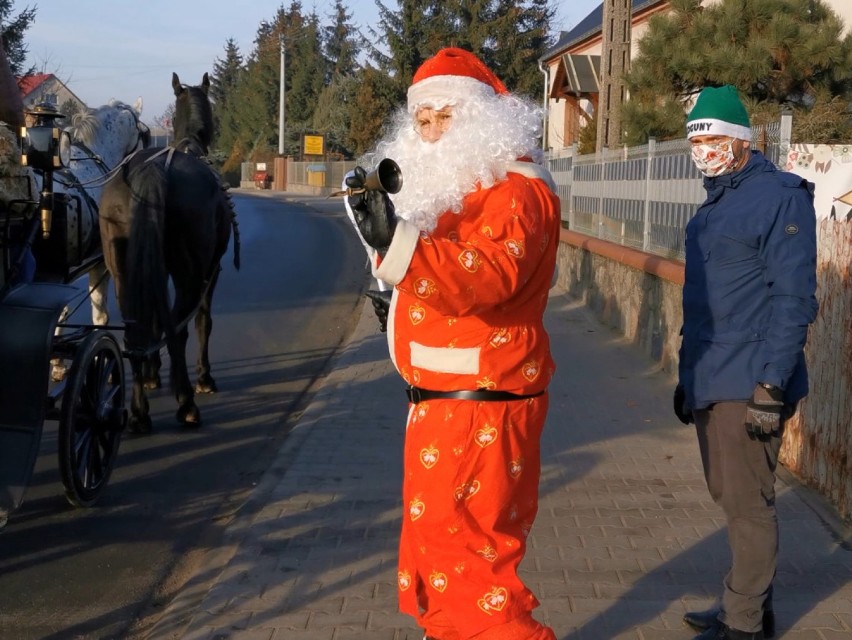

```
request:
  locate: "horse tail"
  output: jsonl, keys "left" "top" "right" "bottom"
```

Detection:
{"left": 231, "top": 208, "right": 241, "bottom": 271}
{"left": 127, "top": 160, "right": 173, "bottom": 343}
{"left": 224, "top": 186, "right": 241, "bottom": 270}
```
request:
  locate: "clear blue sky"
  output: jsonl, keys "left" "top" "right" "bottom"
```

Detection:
{"left": 21, "top": 0, "right": 600, "bottom": 126}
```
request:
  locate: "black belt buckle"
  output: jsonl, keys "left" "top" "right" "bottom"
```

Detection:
{"left": 406, "top": 386, "right": 422, "bottom": 404}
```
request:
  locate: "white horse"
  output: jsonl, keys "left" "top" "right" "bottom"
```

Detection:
{"left": 60, "top": 98, "right": 150, "bottom": 324}
{"left": 38, "top": 99, "right": 149, "bottom": 379}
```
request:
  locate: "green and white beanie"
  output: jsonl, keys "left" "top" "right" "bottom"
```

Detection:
{"left": 686, "top": 85, "right": 751, "bottom": 140}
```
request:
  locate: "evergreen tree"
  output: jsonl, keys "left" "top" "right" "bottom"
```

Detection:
{"left": 58, "top": 97, "right": 82, "bottom": 119}
{"left": 210, "top": 38, "right": 244, "bottom": 159}
{"left": 369, "top": 0, "right": 555, "bottom": 98}
{"left": 315, "top": 1, "right": 363, "bottom": 158}
{"left": 622, "top": 0, "right": 852, "bottom": 144}
{"left": 323, "top": 0, "right": 361, "bottom": 81}
{"left": 312, "top": 74, "right": 358, "bottom": 158}
{"left": 346, "top": 65, "right": 404, "bottom": 155}
{"left": 287, "top": 8, "right": 325, "bottom": 137}
{"left": 490, "top": 0, "right": 553, "bottom": 97}
{"left": 370, "top": 0, "right": 431, "bottom": 88}
{"left": 0, "top": 0, "right": 36, "bottom": 75}
{"left": 238, "top": 16, "right": 284, "bottom": 158}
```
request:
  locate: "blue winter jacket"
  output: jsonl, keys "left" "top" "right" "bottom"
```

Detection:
{"left": 679, "top": 151, "right": 818, "bottom": 411}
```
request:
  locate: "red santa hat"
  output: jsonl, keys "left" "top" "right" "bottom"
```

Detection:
{"left": 407, "top": 47, "right": 509, "bottom": 113}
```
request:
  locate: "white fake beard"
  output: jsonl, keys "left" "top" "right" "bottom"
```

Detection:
{"left": 363, "top": 94, "right": 543, "bottom": 232}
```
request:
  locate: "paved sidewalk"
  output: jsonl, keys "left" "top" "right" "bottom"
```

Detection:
{"left": 146, "top": 285, "right": 852, "bottom": 640}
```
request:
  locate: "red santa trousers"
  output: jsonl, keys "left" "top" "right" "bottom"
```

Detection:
{"left": 397, "top": 394, "right": 555, "bottom": 640}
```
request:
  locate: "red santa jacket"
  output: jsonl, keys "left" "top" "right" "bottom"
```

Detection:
{"left": 373, "top": 161, "right": 561, "bottom": 395}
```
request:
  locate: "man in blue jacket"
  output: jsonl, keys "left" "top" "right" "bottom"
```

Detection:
{"left": 674, "top": 85, "right": 818, "bottom": 640}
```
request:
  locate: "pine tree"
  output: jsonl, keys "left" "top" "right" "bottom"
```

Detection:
{"left": 346, "top": 65, "right": 404, "bottom": 156}
{"left": 369, "top": 0, "right": 555, "bottom": 98}
{"left": 238, "top": 16, "right": 285, "bottom": 158}
{"left": 0, "top": 0, "right": 36, "bottom": 75}
{"left": 370, "top": 0, "right": 432, "bottom": 87}
{"left": 287, "top": 9, "right": 325, "bottom": 135}
{"left": 210, "top": 38, "right": 244, "bottom": 160}
{"left": 323, "top": 0, "right": 361, "bottom": 81}
{"left": 622, "top": 0, "right": 852, "bottom": 144}
{"left": 313, "top": 74, "right": 359, "bottom": 158}
{"left": 488, "top": 0, "right": 554, "bottom": 97}
{"left": 315, "top": 1, "right": 363, "bottom": 159}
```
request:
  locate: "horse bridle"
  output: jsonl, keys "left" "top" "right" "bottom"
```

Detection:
{"left": 59, "top": 103, "right": 151, "bottom": 190}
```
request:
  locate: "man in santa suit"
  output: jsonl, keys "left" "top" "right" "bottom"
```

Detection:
{"left": 346, "top": 47, "right": 560, "bottom": 640}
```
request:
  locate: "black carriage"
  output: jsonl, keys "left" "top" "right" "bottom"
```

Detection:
{"left": 0, "top": 104, "right": 126, "bottom": 526}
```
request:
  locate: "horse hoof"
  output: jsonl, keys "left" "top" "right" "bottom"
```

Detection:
{"left": 177, "top": 405, "right": 201, "bottom": 427}
{"left": 143, "top": 376, "right": 162, "bottom": 390}
{"left": 128, "top": 415, "right": 152, "bottom": 434}
{"left": 195, "top": 378, "right": 218, "bottom": 394}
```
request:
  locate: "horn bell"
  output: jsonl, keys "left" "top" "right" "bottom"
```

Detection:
{"left": 364, "top": 158, "right": 403, "bottom": 194}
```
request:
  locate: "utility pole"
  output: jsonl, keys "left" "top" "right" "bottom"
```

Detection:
{"left": 278, "top": 34, "right": 286, "bottom": 156}
{"left": 274, "top": 33, "right": 288, "bottom": 190}
{"left": 596, "top": 0, "right": 632, "bottom": 152}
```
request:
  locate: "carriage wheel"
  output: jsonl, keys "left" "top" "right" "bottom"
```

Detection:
{"left": 58, "top": 330, "right": 127, "bottom": 508}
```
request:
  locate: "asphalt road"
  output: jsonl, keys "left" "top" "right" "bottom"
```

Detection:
{"left": 0, "top": 191, "right": 368, "bottom": 640}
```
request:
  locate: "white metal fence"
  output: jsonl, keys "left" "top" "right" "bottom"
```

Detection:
{"left": 239, "top": 122, "right": 786, "bottom": 261}
{"left": 548, "top": 122, "right": 785, "bottom": 261}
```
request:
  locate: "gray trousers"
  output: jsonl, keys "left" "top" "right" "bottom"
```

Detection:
{"left": 694, "top": 402, "right": 783, "bottom": 634}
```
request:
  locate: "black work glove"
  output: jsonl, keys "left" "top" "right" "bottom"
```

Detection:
{"left": 346, "top": 166, "right": 397, "bottom": 254}
{"left": 673, "top": 384, "right": 693, "bottom": 425}
{"left": 365, "top": 289, "right": 392, "bottom": 332}
{"left": 745, "top": 383, "right": 784, "bottom": 439}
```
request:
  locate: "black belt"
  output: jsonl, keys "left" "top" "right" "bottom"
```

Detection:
{"left": 406, "top": 385, "right": 544, "bottom": 404}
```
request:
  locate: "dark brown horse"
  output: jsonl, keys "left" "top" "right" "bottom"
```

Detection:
{"left": 99, "top": 73, "right": 240, "bottom": 433}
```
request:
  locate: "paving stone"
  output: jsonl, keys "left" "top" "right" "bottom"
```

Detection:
{"left": 146, "top": 280, "right": 852, "bottom": 640}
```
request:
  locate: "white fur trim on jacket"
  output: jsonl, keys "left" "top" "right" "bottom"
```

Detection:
{"left": 507, "top": 160, "right": 558, "bottom": 194}
{"left": 409, "top": 342, "right": 481, "bottom": 375}
{"left": 373, "top": 219, "right": 420, "bottom": 285}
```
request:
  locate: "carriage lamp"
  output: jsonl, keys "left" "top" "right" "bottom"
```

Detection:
{"left": 20, "top": 103, "right": 71, "bottom": 170}
{"left": 19, "top": 103, "right": 71, "bottom": 238}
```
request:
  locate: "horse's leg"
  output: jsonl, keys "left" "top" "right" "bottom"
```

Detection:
{"left": 169, "top": 292, "right": 200, "bottom": 427}
{"left": 50, "top": 306, "right": 71, "bottom": 381}
{"left": 50, "top": 264, "right": 110, "bottom": 382}
{"left": 143, "top": 350, "right": 162, "bottom": 390}
{"left": 89, "top": 262, "right": 110, "bottom": 325}
{"left": 127, "top": 354, "right": 152, "bottom": 434}
{"left": 142, "top": 315, "right": 163, "bottom": 389}
{"left": 194, "top": 268, "right": 221, "bottom": 394}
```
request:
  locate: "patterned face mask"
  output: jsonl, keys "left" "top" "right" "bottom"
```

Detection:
{"left": 690, "top": 139, "right": 739, "bottom": 177}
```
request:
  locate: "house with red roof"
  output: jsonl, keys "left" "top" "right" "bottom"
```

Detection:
{"left": 16, "top": 73, "right": 86, "bottom": 115}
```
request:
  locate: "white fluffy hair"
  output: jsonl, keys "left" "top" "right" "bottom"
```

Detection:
{"left": 361, "top": 91, "right": 544, "bottom": 232}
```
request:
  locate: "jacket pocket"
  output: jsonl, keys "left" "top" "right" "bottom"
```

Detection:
{"left": 698, "top": 328, "right": 764, "bottom": 343}
{"left": 710, "top": 233, "right": 759, "bottom": 264}
{"left": 694, "top": 328, "right": 765, "bottom": 404}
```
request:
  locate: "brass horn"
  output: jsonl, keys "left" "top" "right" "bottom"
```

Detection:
{"left": 330, "top": 158, "right": 403, "bottom": 197}
{"left": 364, "top": 158, "right": 403, "bottom": 194}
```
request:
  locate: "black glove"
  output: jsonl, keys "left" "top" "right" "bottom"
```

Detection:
{"left": 346, "top": 167, "right": 397, "bottom": 253}
{"left": 745, "top": 383, "right": 784, "bottom": 439}
{"left": 673, "top": 384, "right": 693, "bottom": 425}
{"left": 365, "top": 289, "right": 392, "bottom": 332}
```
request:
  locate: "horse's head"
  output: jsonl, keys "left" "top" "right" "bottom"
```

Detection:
{"left": 172, "top": 72, "right": 214, "bottom": 156}
{"left": 68, "top": 100, "right": 149, "bottom": 169}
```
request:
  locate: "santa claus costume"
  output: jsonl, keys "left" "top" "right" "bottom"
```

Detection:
{"left": 351, "top": 48, "right": 561, "bottom": 640}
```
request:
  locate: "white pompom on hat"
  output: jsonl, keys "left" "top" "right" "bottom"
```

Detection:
{"left": 407, "top": 47, "right": 509, "bottom": 114}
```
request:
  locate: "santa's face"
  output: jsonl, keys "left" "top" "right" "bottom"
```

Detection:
{"left": 413, "top": 106, "right": 454, "bottom": 143}
{"left": 364, "top": 91, "right": 542, "bottom": 232}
